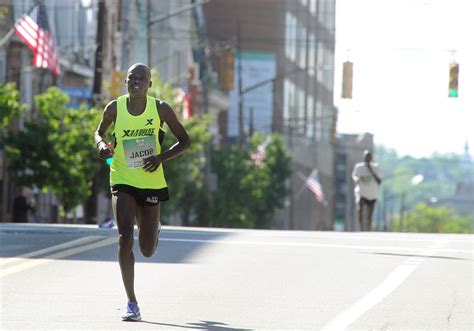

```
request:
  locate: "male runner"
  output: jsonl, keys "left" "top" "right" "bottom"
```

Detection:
{"left": 94, "top": 63, "right": 190, "bottom": 321}
{"left": 352, "top": 150, "right": 382, "bottom": 231}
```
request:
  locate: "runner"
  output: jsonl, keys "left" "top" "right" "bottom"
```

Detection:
{"left": 352, "top": 150, "right": 382, "bottom": 231}
{"left": 94, "top": 63, "right": 190, "bottom": 321}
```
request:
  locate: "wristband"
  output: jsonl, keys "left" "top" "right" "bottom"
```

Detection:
{"left": 96, "top": 140, "right": 106, "bottom": 149}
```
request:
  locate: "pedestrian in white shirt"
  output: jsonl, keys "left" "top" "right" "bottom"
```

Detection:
{"left": 352, "top": 150, "right": 382, "bottom": 231}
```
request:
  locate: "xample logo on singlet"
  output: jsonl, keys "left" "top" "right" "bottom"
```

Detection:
{"left": 122, "top": 128, "right": 155, "bottom": 137}
{"left": 145, "top": 118, "right": 153, "bottom": 126}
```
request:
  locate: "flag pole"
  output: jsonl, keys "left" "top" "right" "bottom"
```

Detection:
{"left": 295, "top": 171, "right": 309, "bottom": 198}
{"left": 0, "top": 28, "right": 15, "bottom": 47}
{"left": 0, "top": 1, "right": 39, "bottom": 47}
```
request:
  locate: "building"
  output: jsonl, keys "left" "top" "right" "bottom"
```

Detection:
{"left": 334, "top": 133, "right": 374, "bottom": 231}
{"left": 1, "top": 0, "right": 99, "bottom": 222}
{"left": 204, "top": 0, "right": 337, "bottom": 230}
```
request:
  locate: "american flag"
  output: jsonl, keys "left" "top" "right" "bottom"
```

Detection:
{"left": 250, "top": 137, "right": 271, "bottom": 166}
{"left": 14, "top": 2, "right": 60, "bottom": 76}
{"left": 305, "top": 169, "right": 326, "bottom": 204}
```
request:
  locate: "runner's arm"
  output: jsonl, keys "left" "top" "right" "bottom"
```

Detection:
{"left": 94, "top": 101, "right": 117, "bottom": 160}
{"left": 143, "top": 101, "right": 190, "bottom": 172}
{"left": 157, "top": 100, "right": 190, "bottom": 162}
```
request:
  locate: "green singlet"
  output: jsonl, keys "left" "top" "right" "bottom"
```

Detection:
{"left": 110, "top": 95, "right": 168, "bottom": 190}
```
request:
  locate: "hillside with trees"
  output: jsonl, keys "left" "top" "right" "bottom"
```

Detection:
{"left": 375, "top": 145, "right": 473, "bottom": 233}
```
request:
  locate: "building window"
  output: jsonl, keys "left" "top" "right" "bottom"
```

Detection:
{"left": 297, "top": 88, "right": 305, "bottom": 134}
{"left": 285, "top": 12, "right": 297, "bottom": 62}
{"left": 307, "top": 95, "right": 314, "bottom": 139}
{"left": 315, "top": 100, "right": 323, "bottom": 141}
{"left": 283, "top": 79, "right": 295, "bottom": 126}
{"left": 308, "top": 33, "right": 316, "bottom": 75}
{"left": 298, "top": 25, "right": 307, "bottom": 68}
{"left": 310, "top": 0, "right": 317, "bottom": 14}
{"left": 322, "top": 45, "right": 334, "bottom": 91}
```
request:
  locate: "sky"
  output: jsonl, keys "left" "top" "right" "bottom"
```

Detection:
{"left": 334, "top": 0, "right": 473, "bottom": 158}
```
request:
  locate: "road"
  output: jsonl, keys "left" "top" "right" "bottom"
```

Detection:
{"left": 0, "top": 223, "right": 472, "bottom": 330}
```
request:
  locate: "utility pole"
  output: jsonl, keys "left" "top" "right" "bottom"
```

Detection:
{"left": 382, "top": 188, "right": 388, "bottom": 231}
{"left": 92, "top": 0, "right": 105, "bottom": 105}
{"left": 85, "top": 0, "right": 106, "bottom": 224}
{"left": 289, "top": 107, "right": 295, "bottom": 230}
{"left": 249, "top": 107, "right": 254, "bottom": 136}
{"left": 399, "top": 192, "right": 406, "bottom": 232}
{"left": 146, "top": 0, "right": 151, "bottom": 66}
{"left": 237, "top": 20, "right": 244, "bottom": 148}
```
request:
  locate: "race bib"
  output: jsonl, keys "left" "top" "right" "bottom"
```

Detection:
{"left": 123, "top": 135, "right": 157, "bottom": 168}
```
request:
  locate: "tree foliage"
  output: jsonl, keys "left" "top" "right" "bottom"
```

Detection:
{"left": 0, "top": 82, "right": 26, "bottom": 131}
{"left": 392, "top": 203, "right": 473, "bottom": 234}
{"left": 207, "top": 134, "right": 291, "bottom": 229}
{"left": 5, "top": 87, "right": 101, "bottom": 214}
{"left": 376, "top": 144, "right": 473, "bottom": 217}
{"left": 147, "top": 72, "right": 213, "bottom": 224}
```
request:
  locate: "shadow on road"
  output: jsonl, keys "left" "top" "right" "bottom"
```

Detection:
{"left": 141, "top": 319, "right": 252, "bottom": 330}
{"left": 0, "top": 224, "right": 235, "bottom": 264}
{"left": 364, "top": 251, "right": 470, "bottom": 261}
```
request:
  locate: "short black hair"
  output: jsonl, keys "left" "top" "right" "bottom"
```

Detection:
{"left": 127, "top": 63, "right": 151, "bottom": 79}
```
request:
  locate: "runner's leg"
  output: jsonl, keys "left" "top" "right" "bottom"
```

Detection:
{"left": 366, "top": 201, "right": 375, "bottom": 231}
{"left": 358, "top": 199, "right": 364, "bottom": 231}
{"left": 112, "top": 191, "right": 138, "bottom": 302}
{"left": 136, "top": 204, "right": 161, "bottom": 258}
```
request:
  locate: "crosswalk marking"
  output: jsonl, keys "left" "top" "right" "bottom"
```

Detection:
{"left": 0, "top": 237, "right": 117, "bottom": 279}
{"left": 0, "top": 235, "right": 103, "bottom": 267}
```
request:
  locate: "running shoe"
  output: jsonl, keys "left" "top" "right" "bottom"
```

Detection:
{"left": 121, "top": 301, "right": 141, "bottom": 321}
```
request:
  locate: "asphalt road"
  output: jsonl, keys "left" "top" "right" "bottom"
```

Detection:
{"left": 0, "top": 223, "right": 472, "bottom": 330}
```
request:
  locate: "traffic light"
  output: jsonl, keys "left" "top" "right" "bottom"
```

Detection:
{"left": 219, "top": 48, "right": 234, "bottom": 91}
{"left": 341, "top": 61, "right": 353, "bottom": 99}
{"left": 448, "top": 63, "right": 459, "bottom": 98}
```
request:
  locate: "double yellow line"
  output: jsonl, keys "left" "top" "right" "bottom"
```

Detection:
{"left": 0, "top": 235, "right": 118, "bottom": 279}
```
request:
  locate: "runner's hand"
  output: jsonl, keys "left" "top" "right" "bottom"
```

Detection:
{"left": 143, "top": 155, "right": 162, "bottom": 172}
{"left": 98, "top": 142, "right": 114, "bottom": 160}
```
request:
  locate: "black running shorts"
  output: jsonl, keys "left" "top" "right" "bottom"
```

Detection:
{"left": 111, "top": 184, "right": 169, "bottom": 206}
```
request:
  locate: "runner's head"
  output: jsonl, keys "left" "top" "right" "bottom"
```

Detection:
{"left": 364, "top": 150, "right": 372, "bottom": 163}
{"left": 126, "top": 63, "right": 152, "bottom": 97}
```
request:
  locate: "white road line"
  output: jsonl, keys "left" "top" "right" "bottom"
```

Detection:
{"left": 0, "top": 237, "right": 118, "bottom": 279}
{"left": 158, "top": 237, "right": 472, "bottom": 254}
{"left": 162, "top": 230, "right": 473, "bottom": 242}
{"left": 321, "top": 239, "right": 450, "bottom": 331}
{"left": 0, "top": 235, "right": 104, "bottom": 267}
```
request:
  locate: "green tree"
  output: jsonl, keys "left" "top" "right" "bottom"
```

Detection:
{"left": 147, "top": 72, "right": 212, "bottom": 224}
{"left": 0, "top": 82, "right": 26, "bottom": 132}
{"left": 5, "top": 87, "right": 101, "bottom": 215}
{"left": 208, "top": 133, "right": 291, "bottom": 228}
{"left": 392, "top": 203, "right": 473, "bottom": 234}
{"left": 376, "top": 144, "right": 472, "bottom": 222}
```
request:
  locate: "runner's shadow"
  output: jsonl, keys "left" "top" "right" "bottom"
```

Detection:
{"left": 141, "top": 320, "right": 252, "bottom": 330}
{"left": 365, "top": 252, "right": 470, "bottom": 261}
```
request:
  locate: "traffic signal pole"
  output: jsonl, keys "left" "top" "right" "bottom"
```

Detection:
{"left": 237, "top": 20, "right": 244, "bottom": 149}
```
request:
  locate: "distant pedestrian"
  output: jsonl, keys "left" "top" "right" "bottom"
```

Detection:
{"left": 12, "top": 187, "right": 35, "bottom": 223}
{"left": 94, "top": 63, "right": 190, "bottom": 321}
{"left": 352, "top": 150, "right": 382, "bottom": 231}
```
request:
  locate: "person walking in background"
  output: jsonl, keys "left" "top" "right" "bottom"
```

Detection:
{"left": 352, "top": 150, "right": 382, "bottom": 231}
{"left": 94, "top": 63, "right": 190, "bottom": 321}
{"left": 12, "top": 187, "right": 35, "bottom": 223}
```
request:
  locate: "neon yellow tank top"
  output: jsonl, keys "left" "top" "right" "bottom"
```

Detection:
{"left": 110, "top": 95, "right": 168, "bottom": 190}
